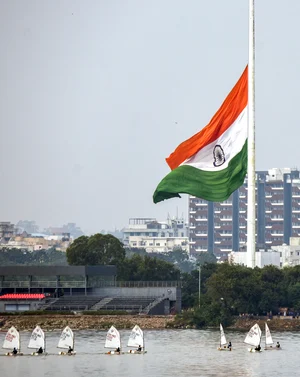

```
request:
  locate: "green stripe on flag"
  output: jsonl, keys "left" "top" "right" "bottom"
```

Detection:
{"left": 153, "top": 140, "right": 247, "bottom": 203}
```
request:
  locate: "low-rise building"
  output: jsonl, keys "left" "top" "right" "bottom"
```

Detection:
{"left": 123, "top": 217, "right": 189, "bottom": 253}
{"left": 228, "top": 250, "right": 280, "bottom": 268}
{"left": 271, "top": 237, "right": 300, "bottom": 267}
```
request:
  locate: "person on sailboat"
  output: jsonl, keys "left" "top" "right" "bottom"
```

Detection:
{"left": 276, "top": 341, "right": 280, "bottom": 348}
{"left": 115, "top": 347, "right": 120, "bottom": 353}
{"left": 37, "top": 347, "right": 43, "bottom": 354}
{"left": 137, "top": 345, "right": 142, "bottom": 352}
{"left": 254, "top": 345, "right": 261, "bottom": 351}
{"left": 67, "top": 346, "right": 73, "bottom": 354}
{"left": 12, "top": 347, "right": 18, "bottom": 355}
{"left": 227, "top": 341, "right": 232, "bottom": 349}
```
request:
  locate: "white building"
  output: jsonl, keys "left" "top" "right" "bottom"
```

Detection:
{"left": 271, "top": 237, "right": 300, "bottom": 267}
{"left": 228, "top": 250, "right": 280, "bottom": 268}
{"left": 123, "top": 217, "right": 189, "bottom": 253}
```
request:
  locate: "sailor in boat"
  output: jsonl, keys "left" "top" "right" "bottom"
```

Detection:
{"left": 67, "top": 346, "right": 73, "bottom": 354}
{"left": 254, "top": 345, "right": 261, "bottom": 352}
{"left": 37, "top": 347, "right": 43, "bottom": 354}
{"left": 115, "top": 347, "right": 121, "bottom": 353}
{"left": 227, "top": 341, "right": 232, "bottom": 349}
{"left": 12, "top": 347, "right": 18, "bottom": 355}
{"left": 137, "top": 345, "right": 142, "bottom": 352}
{"left": 276, "top": 342, "right": 280, "bottom": 348}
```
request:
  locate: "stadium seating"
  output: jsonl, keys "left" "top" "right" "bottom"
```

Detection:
{"left": 45, "top": 295, "right": 103, "bottom": 311}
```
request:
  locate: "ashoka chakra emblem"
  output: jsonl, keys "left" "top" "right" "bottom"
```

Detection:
{"left": 213, "top": 145, "right": 225, "bottom": 167}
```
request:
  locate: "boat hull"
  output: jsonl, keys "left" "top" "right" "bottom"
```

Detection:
{"left": 58, "top": 351, "right": 76, "bottom": 356}
{"left": 248, "top": 348, "right": 262, "bottom": 353}
{"left": 127, "top": 350, "right": 147, "bottom": 354}
{"left": 5, "top": 353, "right": 24, "bottom": 356}
{"left": 105, "top": 351, "right": 123, "bottom": 355}
{"left": 264, "top": 346, "right": 281, "bottom": 350}
{"left": 217, "top": 347, "right": 232, "bottom": 351}
{"left": 31, "top": 352, "right": 48, "bottom": 356}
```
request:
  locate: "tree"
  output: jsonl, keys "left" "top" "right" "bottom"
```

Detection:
{"left": 117, "top": 254, "right": 180, "bottom": 281}
{"left": 196, "top": 251, "right": 217, "bottom": 266}
{"left": 66, "top": 233, "right": 125, "bottom": 266}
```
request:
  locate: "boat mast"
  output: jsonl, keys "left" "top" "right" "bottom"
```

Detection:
{"left": 247, "top": 0, "right": 256, "bottom": 268}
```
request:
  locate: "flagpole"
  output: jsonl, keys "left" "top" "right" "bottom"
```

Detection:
{"left": 247, "top": 0, "right": 256, "bottom": 268}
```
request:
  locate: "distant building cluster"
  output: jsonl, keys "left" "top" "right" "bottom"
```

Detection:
{"left": 122, "top": 216, "right": 189, "bottom": 254}
{"left": 0, "top": 221, "right": 84, "bottom": 252}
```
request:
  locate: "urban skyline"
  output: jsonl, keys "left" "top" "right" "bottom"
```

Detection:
{"left": 1, "top": 1, "right": 300, "bottom": 233}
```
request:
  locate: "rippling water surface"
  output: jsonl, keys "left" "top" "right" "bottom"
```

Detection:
{"left": 0, "top": 328, "right": 298, "bottom": 377}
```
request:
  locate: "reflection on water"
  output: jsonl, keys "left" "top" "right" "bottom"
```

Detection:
{"left": 0, "top": 329, "right": 298, "bottom": 377}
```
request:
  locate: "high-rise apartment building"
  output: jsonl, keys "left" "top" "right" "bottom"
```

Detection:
{"left": 189, "top": 168, "right": 300, "bottom": 260}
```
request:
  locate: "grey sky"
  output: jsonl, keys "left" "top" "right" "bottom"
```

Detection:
{"left": 0, "top": 0, "right": 299, "bottom": 234}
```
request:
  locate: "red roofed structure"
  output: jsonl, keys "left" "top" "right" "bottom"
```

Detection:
{"left": 0, "top": 293, "right": 45, "bottom": 300}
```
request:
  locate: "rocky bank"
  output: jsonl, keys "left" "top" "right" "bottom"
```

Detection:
{"left": 0, "top": 314, "right": 174, "bottom": 331}
{"left": 1, "top": 315, "right": 300, "bottom": 332}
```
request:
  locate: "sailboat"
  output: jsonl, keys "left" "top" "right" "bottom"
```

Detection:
{"left": 105, "top": 326, "right": 122, "bottom": 355}
{"left": 127, "top": 325, "right": 147, "bottom": 354}
{"left": 217, "top": 324, "right": 231, "bottom": 351}
{"left": 2, "top": 326, "right": 23, "bottom": 356}
{"left": 28, "top": 325, "right": 46, "bottom": 356}
{"left": 244, "top": 323, "right": 262, "bottom": 353}
{"left": 264, "top": 322, "right": 281, "bottom": 350}
{"left": 58, "top": 326, "right": 76, "bottom": 355}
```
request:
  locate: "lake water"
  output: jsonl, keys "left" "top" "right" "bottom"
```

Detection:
{"left": 0, "top": 328, "right": 299, "bottom": 377}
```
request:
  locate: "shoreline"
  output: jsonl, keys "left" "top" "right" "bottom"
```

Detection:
{"left": 0, "top": 314, "right": 174, "bottom": 331}
{"left": 1, "top": 315, "right": 300, "bottom": 332}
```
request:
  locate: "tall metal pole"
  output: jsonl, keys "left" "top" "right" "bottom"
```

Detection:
{"left": 247, "top": 0, "right": 256, "bottom": 268}
{"left": 198, "top": 265, "right": 201, "bottom": 308}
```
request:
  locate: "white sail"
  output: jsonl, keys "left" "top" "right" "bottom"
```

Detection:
{"left": 57, "top": 326, "right": 74, "bottom": 349}
{"left": 244, "top": 323, "right": 261, "bottom": 347}
{"left": 127, "top": 325, "right": 144, "bottom": 348}
{"left": 2, "top": 326, "right": 20, "bottom": 350}
{"left": 28, "top": 326, "right": 45, "bottom": 349}
{"left": 220, "top": 324, "right": 227, "bottom": 346}
{"left": 105, "top": 326, "right": 121, "bottom": 349}
{"left": 265, "top": 323, "right": 273, "bottom": 346}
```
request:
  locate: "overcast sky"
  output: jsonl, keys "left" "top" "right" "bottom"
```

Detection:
{"left": 0, "top": 0, "right": 299, "bottom": 234}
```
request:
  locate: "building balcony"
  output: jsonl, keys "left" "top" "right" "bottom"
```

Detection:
{"left": 271, "top": 187, "right": 283, "bottom": 190}
{"left": 271, "top": 202, "right": 284, "bottom": 206}
{"left": 271, "top": 218, "right": 284, "bottom": 221}
{"left": 195, "top": 203, "right": 207, "bottom": 206}
{"left": 220, "top": 218, "right": 232, "bottom": 221}
{"left": 195, "top": 218, "right": 207, "bottom": 221}
{"left": 220, "top": 234, "right": 232, "bottom": 237}
{"left": 190, "top": 210, "right": 196, "bottom": 214}
{"left": 271, "top": 233, "right": 284, "bottom": 237}
{"left": 195, "top": 233, "right": 208, "bottom": 237}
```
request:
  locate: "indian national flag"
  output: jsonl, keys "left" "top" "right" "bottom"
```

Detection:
{"left": 153, "top": 66, "right": 248, "bottom": 203}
